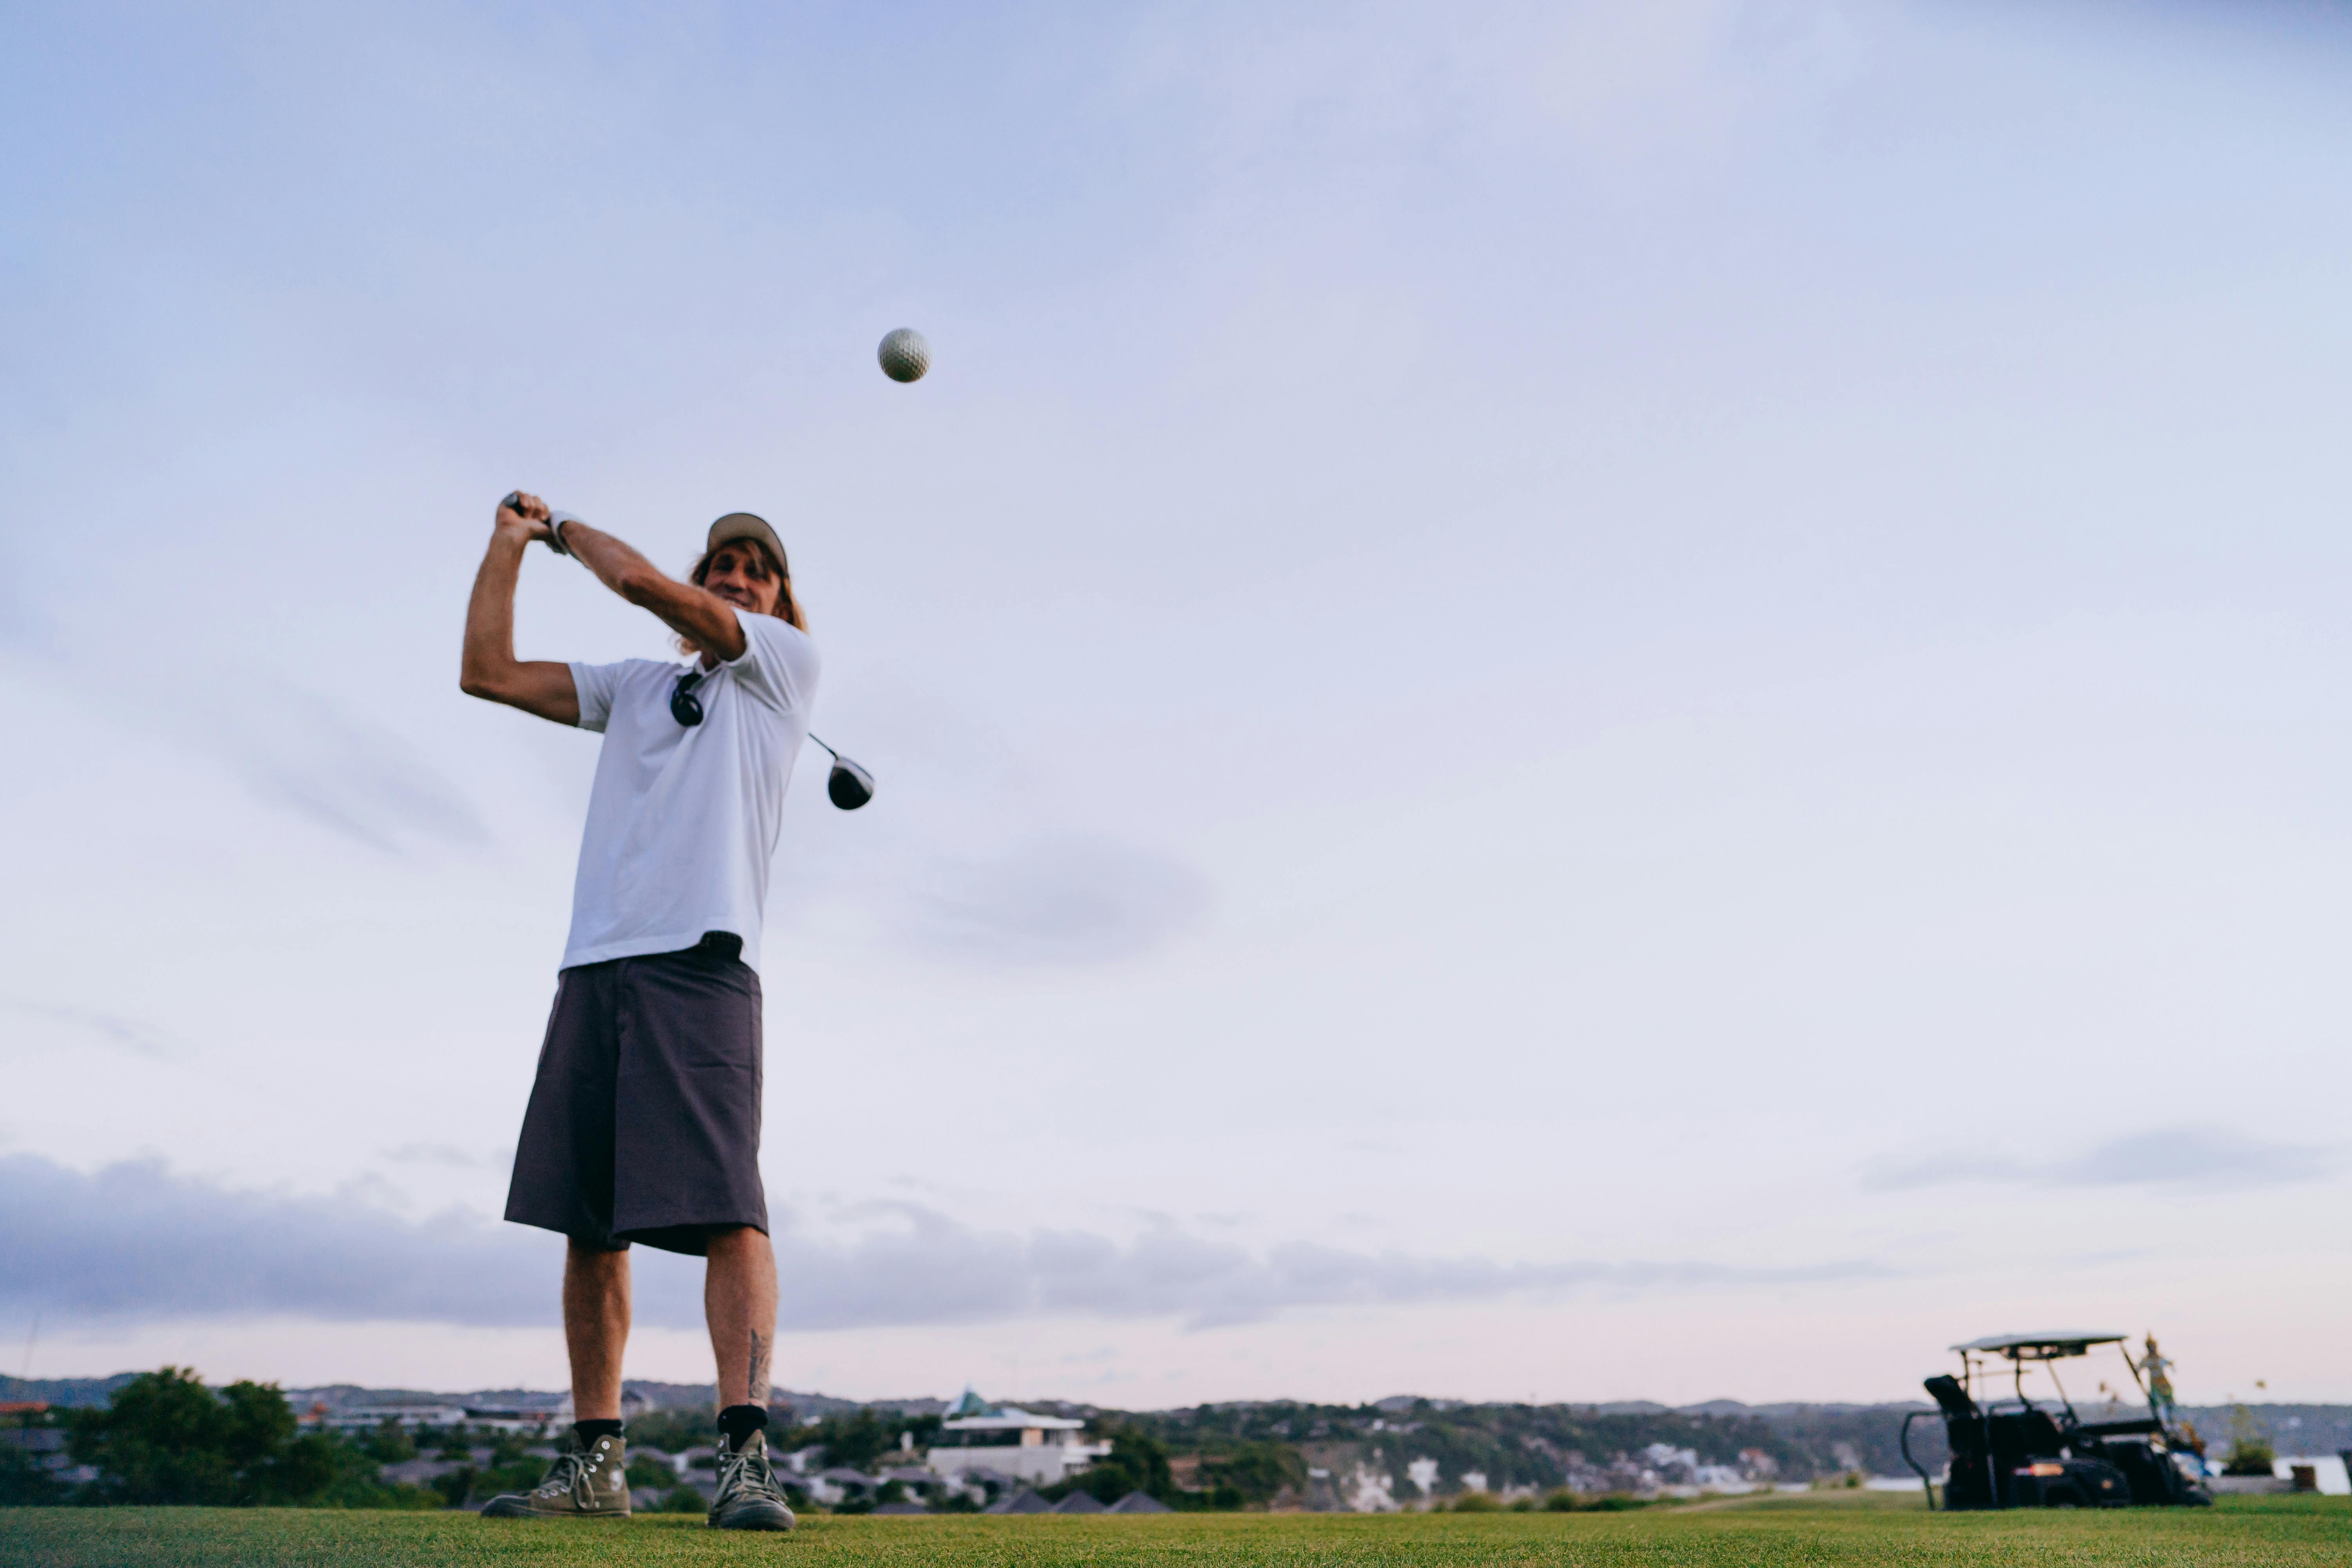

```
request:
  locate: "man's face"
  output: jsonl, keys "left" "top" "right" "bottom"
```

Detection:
{"left": 702, "top": 543, "right": 784, "bottom": 617}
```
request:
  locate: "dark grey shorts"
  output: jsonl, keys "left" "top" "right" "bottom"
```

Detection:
{"left": 504, "top": 937, "right": 767, "bottom": 1257}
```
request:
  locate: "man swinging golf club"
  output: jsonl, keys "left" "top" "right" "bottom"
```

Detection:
{"left": 459, "top": 491, "right": 817, "bottom": 1529}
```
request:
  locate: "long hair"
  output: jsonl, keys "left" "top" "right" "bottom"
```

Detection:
{"left": 689, "top": 536, "right": 806, "bottom": 632}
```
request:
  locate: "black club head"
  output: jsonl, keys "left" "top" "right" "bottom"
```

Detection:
{"left": 826, "top": 757, "right": 875, "bottom": 811}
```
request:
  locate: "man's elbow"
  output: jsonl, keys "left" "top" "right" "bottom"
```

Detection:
{"left": 458, "top": 667, "right": 502, "bottom": 702}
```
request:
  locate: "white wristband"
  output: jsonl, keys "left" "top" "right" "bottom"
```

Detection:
{"left": 545, "top": 509, "right": 585, "bottom": 558}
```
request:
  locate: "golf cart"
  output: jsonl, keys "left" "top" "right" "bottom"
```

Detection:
{"left": 1900, "top": 1331, "right": 2212, "bottom": 1510}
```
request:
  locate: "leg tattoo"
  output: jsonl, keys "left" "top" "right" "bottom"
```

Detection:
{"left": 748, "top": 1328, "right": 771, "bottom": 1408}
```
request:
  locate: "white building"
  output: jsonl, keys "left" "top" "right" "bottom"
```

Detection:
{"left": 323, "top": 1404, "right": 471, "bottom": 1431}
{"left": 922, "top": 1389, "right": 1110, "bottom": 1486}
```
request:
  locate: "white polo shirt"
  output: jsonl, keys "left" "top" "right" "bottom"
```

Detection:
{"left": 560, "top": 611, "right": 820, "bottom": 974}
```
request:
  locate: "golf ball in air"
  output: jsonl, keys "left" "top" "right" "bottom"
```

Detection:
{"left": 878, "top": 328, "right": 931, "bottom": 383}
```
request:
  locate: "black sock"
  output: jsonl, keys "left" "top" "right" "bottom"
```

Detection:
{"left": 575, "top": 1419, "right": 624, "bottom": 1446}
{"left": 717, "top": 1404, "right": 768, "bottom": 1445}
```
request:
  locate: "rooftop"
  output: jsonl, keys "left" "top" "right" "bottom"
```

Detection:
{"left": 942, "top": 1405, "right": 1087, "bottom": 1432}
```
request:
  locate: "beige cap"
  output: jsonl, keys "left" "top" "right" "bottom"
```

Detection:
{"left": 707, "top": 512, "right": 789, "bottom": 577}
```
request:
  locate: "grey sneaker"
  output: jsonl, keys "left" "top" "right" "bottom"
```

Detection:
{"left": 483, "top": 1430, "right": 632, "bottom": 1520}
{"left": 708, "top": 1429, "right": 797, "bottom": 1531}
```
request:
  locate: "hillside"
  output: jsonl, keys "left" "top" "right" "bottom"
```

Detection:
{"left": 10, "top": 1374, "right": 2341, "bottom": 1490}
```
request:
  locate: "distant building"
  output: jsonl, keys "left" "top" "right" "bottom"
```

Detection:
{"left": 327, "top": 1404, "right": 471, "bottom": 1431}
{"left": 924, "top": 1388, "right": 1109, "bottom": 1486}
{"left": 295, "top": 1387, "right": 647, "bottom": 1436}
{"left": 1341, "top": 1463, "right": 1399, "bottom": 1512}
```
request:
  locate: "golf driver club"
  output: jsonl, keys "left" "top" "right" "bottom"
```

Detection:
{"left": 807, "top": 735, "right": 875, "bottom": 810}
{"left": 499, "top": 492, "right": 874, "bottom": 810}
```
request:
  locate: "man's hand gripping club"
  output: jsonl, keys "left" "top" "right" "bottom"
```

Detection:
{"left": 459, "top": 490, "right": 755, "bottom": 726}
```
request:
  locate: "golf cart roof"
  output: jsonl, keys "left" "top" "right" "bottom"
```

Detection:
{"left": 1951, "top": 1331, "right": 2127, "bottom": 1359}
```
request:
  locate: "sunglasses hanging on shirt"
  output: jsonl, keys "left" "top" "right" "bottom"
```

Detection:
{"left": 668, "top": 669, "right": 873, "bottom": 811}
{"left": 669, "top": 667, "right": 708, "bottom": 726}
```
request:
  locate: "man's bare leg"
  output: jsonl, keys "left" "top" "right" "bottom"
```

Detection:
{"left": 478, "top": 1243, "right": 634, "bottom": 1518}
{"left": 564, "top": 1242, "right": 631, "bottom": 1421}
{"left": 704, "top": 1227, "right": 794, "bottom": 1528}
{"left": 706, "top": 1226, "right": 778, "bottom": 1408}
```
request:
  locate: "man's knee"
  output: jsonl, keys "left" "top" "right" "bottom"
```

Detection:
{"left": 706, "top": 1224, "right": 769, "bottom": 1253}
{"left": 567, "top": 1239, "right": 631, "bottom": 1278}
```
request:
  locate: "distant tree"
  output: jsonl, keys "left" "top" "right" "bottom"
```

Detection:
{"left": 808, "top": 1409, "right": 893, "bottom": 1470}
{"left": 1074, "top": 1427, "right": 1178, "bottom": 1503}
{"left": 428, "top": 1465, "right": 476, "bottom": 1509}
{"left": 1206, "top": 1440, "right": 1303, "bottom": 1503}
{"left": 64, "top": 1369, "right": 443, "bottom": 1509}
{"left": 69, "top": 1367, "right": 296, "bottom": 1505}
{"left": 360, "top": 1418, "right": 417, "bottom": 1463}
{"left": 626, "top": 1454, "right": 679, "bottom": 1491}
{"left": 622, "top": 1405, "right": 712, "bottom": 1456}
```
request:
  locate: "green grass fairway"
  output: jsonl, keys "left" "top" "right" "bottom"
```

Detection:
{"left": 3, "top": 1494, "right": 2345, "bottom": 1568}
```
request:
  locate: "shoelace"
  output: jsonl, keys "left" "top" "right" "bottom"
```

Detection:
{"left": 536, "top": 1448, "right": 596, "bottom": 1506}
{"left": 717, "top": 1445, "right": 779, "bottom": 1505}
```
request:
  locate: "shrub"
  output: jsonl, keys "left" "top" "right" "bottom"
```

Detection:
{"left": 1542, "top": 1491, "right": 1651, "bottom": 1513}
{"left": 2221, "top": 1403, "right": 2277, "bottom": 1477}
{"left": 1, "top": 1441, "right": 69, "bottom": 1506}
{"left": 1195, "top": 1439, "right": 1298, "bottom": 1504}
{"left": 1071, "top": 1427, "right": 1182, "bottom": 1503}
{"left": 2221, "top": 1436, "right": 2277, "bottom": 1476}
{"left": 801, "top": 1409, "right": 907, "bottom": 1471}
{"left": 621, "top": 1407, "right": 713, "bottom": 1456}
{"left": 359, "top": 1419, "right": 416, "bottom": 1463}
{"left": 625, "top": 1455, "right": 678, "bottom": 1491}
{"left": 474, "top": 1458, "right": 546, "bottom": 1500}
{"left": 428, "top": 1466, "right": 475, "bottom": 1508}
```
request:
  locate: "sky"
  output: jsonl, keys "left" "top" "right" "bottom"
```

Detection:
{"left": 4, "top": 0, "right": 2351, "bottom": 1411}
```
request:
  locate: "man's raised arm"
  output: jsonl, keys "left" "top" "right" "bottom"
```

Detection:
{"left": 459, "top": 492, "right": 582, "bottom": 724}
{"left": 549, "top": 515, "right": 748, "bottom": 662}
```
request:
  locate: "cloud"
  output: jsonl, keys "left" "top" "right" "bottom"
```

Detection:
{"left": 0, "top": 1155, "right": 1880, "bottom": 1332}
{"left": 197, "top": 682, "right": 492, "bottom": 855}
{"left": 1860, "top": 1125, "right": 2335, "bottom": 1194}
{"left": 3, "top": 1002, "right": 184, "bottom": 1060}
{"left": 379, "top": 1142, "right": 505, "bottom": 1170}
{"left": 899, "top": 837, "right": 1207, "bottom": 965}
{"left": 0, "top": 1156, "right": 548, "bottom": 1328}
{"left": 19, "top": 644, "right": 491, "bottom": 856}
